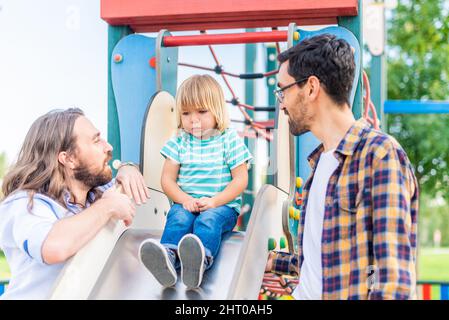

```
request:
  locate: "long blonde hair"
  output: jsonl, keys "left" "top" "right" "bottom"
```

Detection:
{"left": 175, "top": 74, "right": 230, "bottom": 132}
{"left": 2, "top": 108, "right": 84, "bottom": 209}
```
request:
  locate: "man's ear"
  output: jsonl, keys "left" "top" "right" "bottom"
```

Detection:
{"left": 307, "top": 76, "right": 321, "bottom": 101}
{"left": 58, "top": 151, "right": 76, "bottom": 170}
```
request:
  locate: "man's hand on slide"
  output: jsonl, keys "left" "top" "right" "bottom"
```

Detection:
{"left": 116, "top": 165, "right": 150, "bottom": 205}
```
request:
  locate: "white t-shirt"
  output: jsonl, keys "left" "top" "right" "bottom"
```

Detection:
{"left": 293, "top": 148, "right": 339, "bottom": 300}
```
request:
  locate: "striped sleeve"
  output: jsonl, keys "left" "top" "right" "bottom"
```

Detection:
{"left": 160, "top": 136, "right": 181, "bottom": 164}
{"left": 225, "top": 129, "right": 253, "bottom": 170}
{"left": 96, "top": 178, "right": 115, "bottom": 193}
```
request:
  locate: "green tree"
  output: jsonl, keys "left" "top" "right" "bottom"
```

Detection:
{"left": 386, "top": 0, "right": 449, "bottom": 201}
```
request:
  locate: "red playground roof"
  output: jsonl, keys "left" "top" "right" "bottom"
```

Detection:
{"left": 101, "top": 0, "right": 358, "bottom": 32}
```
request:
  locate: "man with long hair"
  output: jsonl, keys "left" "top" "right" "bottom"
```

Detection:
{"left": 0, "top": 108, "right": 150, "bottom": 299}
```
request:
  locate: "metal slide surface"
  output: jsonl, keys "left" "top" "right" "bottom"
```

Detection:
{"left": 88, "top": 230, "right": 245, "bottom": 299}
{"left": 86, "top": 185, "right": 287, "bottom": 300}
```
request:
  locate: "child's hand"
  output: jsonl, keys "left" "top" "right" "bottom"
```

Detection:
{"left": 183, "top": 198, "right": 200, "bottom": 212}
{"left": 197, "top": 197, "right": 217, "bottom": 212}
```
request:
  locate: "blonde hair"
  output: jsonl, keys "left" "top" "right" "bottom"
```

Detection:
{"left": 175, "top": 74, "right": 230, "bottom": 132}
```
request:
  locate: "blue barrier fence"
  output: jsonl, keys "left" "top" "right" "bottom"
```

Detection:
{"left": 385, "top": 100, "right": 449, "bottom": 114}
{"left": 1, "top": 277, "right": 448, "bottom": 299}
{"left": 417, "top": 281, "right": 449, "bottom": 300}
{"left": 0, "top": 279, "right": 8, "bottom": 296}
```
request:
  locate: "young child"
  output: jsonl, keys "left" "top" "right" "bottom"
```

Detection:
{"left": 139, "top": 74, "right": 252, "bottom": 289}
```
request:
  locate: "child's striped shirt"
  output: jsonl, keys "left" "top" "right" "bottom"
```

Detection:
{"left": 160, "top": 128, "right": 252, "bottom": 214}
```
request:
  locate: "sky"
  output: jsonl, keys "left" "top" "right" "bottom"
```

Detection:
{"left": 0, "top": 1, "right": 109, "bottom": 162}
{"left": 0, "top": 0, "right": 277, "bottom": 166}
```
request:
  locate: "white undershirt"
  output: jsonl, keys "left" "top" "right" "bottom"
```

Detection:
{"left": 293, "top": 148, "right": 339, "bottom": 300}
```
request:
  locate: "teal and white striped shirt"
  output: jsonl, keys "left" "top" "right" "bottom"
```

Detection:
{"left": 160, "top": 128, "right": 253, "bottom": 214}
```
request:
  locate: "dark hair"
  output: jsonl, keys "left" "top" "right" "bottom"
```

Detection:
{"left": 278, "top": 34, "right": 355, "bottom": 107}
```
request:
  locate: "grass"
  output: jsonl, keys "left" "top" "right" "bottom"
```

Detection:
{"left": 418, "top": 247, "right": 449, "bottom": 282}
{"left": 0, "top": 251, "right": 10, "bottom": 280}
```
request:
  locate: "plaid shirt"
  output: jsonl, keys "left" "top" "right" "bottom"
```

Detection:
{"left": 271, "top": 119, "right": 419, "bottom": 300}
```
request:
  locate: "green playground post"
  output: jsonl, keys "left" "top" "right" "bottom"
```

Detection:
{"left": 369, "top": 2, "right": 386, "bottom": 129}
{"left": 243, "top": 29, "right": 257, "bottom": 229}
{"left": 107, "top": 25, "right": 132, "bottom": 174}
{"left": 338, "top": 0, "right": 363, "bottom": 119}
{"left": 370, "top": 53, "right": 386, "bottom": 129}
{"left": 265, "top": 45, "right": 277, "bottom": 186}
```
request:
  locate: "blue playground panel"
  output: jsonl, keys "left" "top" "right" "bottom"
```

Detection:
{"left": 111, "top": 34, "right": 157, "bottom": 164}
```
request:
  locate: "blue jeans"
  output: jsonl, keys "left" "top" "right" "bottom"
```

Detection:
{"left": 160, "top": 204, "right": 238, "bottom": 266}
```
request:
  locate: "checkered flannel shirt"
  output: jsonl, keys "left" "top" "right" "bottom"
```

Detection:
{"left": 271, "top": 119, "right": 419, "bottom": 300}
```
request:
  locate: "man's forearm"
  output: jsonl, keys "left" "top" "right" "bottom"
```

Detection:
{"left": 42, "top": 200, "right": 112, "bottom": 264}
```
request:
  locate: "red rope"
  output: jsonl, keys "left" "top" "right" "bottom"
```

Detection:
{"left": 230, "top": 101, "right": 255, "bottom": 111}
{"left": 275, "top": 42, "right": 281, "bottom": 55}
{"left": 178, "top": 62, "right": 217, "bottom": 73}
{"left": 239, "top": 125, "right": 273, "bottom": 141}
{"left": 264, "top": 70, "right": 279, "bottom": 77}
{"left": 178, "top": 62, "right": 278, "bottom": 78}
{"left": 362, "top": 70, "right": 380, "bottom": 130}
{"left": 207, "top": 44, "right": 239, "bottom": 98}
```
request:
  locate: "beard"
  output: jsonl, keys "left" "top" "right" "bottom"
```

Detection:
{"left": 288, "top": 93, "right": 311, "bottom": 136}
{"left": 73, "top": 155, "right": 112, "bottom": 188}
{"left": 289, "top": 117, "right": 310, "bottom": 136}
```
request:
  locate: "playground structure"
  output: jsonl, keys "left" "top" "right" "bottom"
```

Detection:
{"left": 41, "top": 0, "right": 363, "bottom": 300}
{"left": 1, "top": 0, "right": 447, "bottom": 300}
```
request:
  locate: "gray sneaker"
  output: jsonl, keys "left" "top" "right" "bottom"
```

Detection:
{"left": 178, "top": 234, "right": 206, "bottom": 289}
{"left": 139, "top": 239, "right": 177, "bottom": 287}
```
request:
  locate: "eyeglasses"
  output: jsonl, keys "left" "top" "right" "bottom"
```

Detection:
{"left": 273, "top": 77, "right": 309, "bottom": 103}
